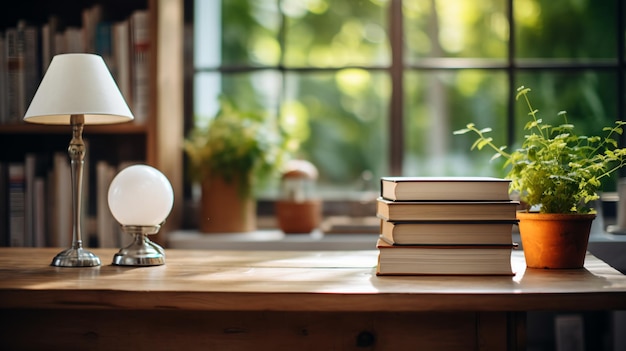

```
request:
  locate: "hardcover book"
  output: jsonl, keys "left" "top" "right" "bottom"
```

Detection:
{"left": 375, "top": 238, "right": 515, "bottom": 276}
{"left": 380, "top": 219, "right": 517, "bottom": 246}
{"left": 376, "top": 197, "right": 520, "bottom": 221}
{"left": 380, "top": 176, "right": 511, "bottom": 201}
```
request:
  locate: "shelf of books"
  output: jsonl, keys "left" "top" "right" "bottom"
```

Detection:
{"left": 0, "top": 3, "right": 150, "bottom": 127}
{"left": 0, "top": 1, "right": 154, "bottom": 248}
{"left": 375, "top": 176, "right": 520, "bottom": 276}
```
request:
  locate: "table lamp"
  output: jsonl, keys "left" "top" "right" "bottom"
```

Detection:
{"left": 23, "top": 53, "right": 134, "bottom": 267}
{"left": 108, "top": 165, "right": 174, "bottom": 266}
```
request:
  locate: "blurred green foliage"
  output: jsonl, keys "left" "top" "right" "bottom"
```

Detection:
{"left": 193, "top": 0, "right": 621, "bottom": 194}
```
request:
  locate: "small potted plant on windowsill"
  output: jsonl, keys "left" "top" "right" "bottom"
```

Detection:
{"left": 184, "top": 96, "right": 295, "bottom": 233}
{"left": 454, "top": 86, "right": 626, "bottom": 268}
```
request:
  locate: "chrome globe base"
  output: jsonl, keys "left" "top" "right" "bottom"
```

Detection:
{"left": 113, "top": 225, "right": 165, "bottom": 266}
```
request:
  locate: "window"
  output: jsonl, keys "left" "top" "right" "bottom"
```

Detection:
{"left": 189, "top": 0, "right": 624, "bottom": 203}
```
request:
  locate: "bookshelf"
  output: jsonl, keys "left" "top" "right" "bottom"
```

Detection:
{"left": 0, "top": 0, "right": 183, "bottom": 246}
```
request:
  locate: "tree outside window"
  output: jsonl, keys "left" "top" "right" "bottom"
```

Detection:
{"left": 190, "top": 0, "right": 623, "bottom": 202}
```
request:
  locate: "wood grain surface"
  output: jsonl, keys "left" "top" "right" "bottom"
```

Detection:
{"left": 1, "top": 248, "right": 625, "bottom": 312}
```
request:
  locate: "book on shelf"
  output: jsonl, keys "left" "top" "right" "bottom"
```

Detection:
{"left": 40, "top": 15, "right": 59, "bottom": 73}
{"left": 112, "top": 18, "right": 132, "bottom": 104}
{"left": 379, "top": 219, "right": 517, "bottom": 246}
{"left": 5, "top": 25, "right": 25, "bottom": 123}
{"left": 95, "top": 21, "right": 114, "bottom": 79}
{"left": 0, "top": 163, "right": 7, "bottom": 246}
{"left": 380, "top": 176, "right": 511, "bottom": 201}
{"left": 130, "top": 9, "right": 150, "bottom": 124}
{"left": 22, "top": 21, "right": 39, "bottom": 111}
{"left": 8, "top": 163, "right": 25, "bottom": 247}
{"left": 54, "top": 30, "right": 66, "bottom": 56}
{"left": 33, "top": 177, "right": 46, "bottom": 247}
{"left": 376, "top": 197, "right": 520, "bottom": 221}
{"left": 50, "top": 152, "right": 71, "bottom": 248}
{"left": 24, "top": 153, "right": 37, "bottom": 247}
{"left": 375, "top": 238, "right": 515, "bottom": 276}
{"left": 0, "top": 34, "right": 7, "bottom": 123}
{"left": 64, "top": 27, "right": 85, "bottom": 53}
{"left": 96, "top": 160, "right": 119, "bottom": 248}
{"left": 5, "top": 20, "right": 40, "bottom": 124}
{"left": 23, "top": 153, "right": 50, "bottom": 247}
{"left": 82, "top": 4, "right": 103, "bottom": 54}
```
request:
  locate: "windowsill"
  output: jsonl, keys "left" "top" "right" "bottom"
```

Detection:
{"left": 166, "top": 229, "right": 379, "bottom": 251}
{"left": 168, "top": 225, "right": 626, "bottom": 250}
{"left": 169, "top": 213, "right": 380, "bottom": 251}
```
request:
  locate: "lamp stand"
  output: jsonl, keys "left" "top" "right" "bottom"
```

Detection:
{"left": 113, "top": 225, "right": 165, "bottom": 266}
{"left": 51, "top": 114, "right": 101, "bottom": 267}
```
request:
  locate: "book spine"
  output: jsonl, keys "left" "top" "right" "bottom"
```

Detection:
{"left": 24, "top": 153, "right": 36, "bottom": 247}
{"left": 64, "top": 27, "right": 85, "bottom": 53}
{"left": 53, "top": 153, "right": 71, "bottom": 248}
{"left": 8, "top": 163, "right": 25, "bottom": 247}
{"left": 96, "top": 161, "right": 117, "bottom": 248}
{"left": 41, "top": 15, "right": 58, "bottom": 73}
{"left": 54, "top": 31, "right": 66, "bottom": 55}
{"left": 82, "top": 4, "right": 102, "bottom": 54}
{"left": 130, "top": 10, "right": 150, "bottom": 124}
{"left": 95, "top": 21, "right": 114, "bottom": 74}
{"left": 23, "top": 24, "right": 39, "bottom": 109}
{"left": 113, "top": 19, "right": 132, "bottom": 106}
{"left": 6, "top": 26, "right": 25, "bottom": 123}
{"left": 46, "top": 164, "right": 57, "bottom": 246}
{"left": 0, "top": 34, "right": 7, "bottom": 123}
{"left": 33, "top": 177, "right": 46, "bottom": 247}
{"left": 0, "top": 163, "right": 8, "bottom": 246}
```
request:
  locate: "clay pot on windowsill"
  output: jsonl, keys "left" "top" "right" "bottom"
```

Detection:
{"left": 275, "top": 160, "right": 321, "bottom": 234}
{"left": 275, "top": 200, "right": 322, "bottom": 234}
{"left": 199, "top": 176, "right": 256, "bottom": 233}
{"left": 517, "top": 211, "right": 596, "bottom": 269}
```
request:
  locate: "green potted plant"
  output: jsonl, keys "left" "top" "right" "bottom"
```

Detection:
{"left": 454, "top": 86, "right": 626, "bottom": 268}
{"left": 184, "top": 96, "right": 295, "bottom": 233}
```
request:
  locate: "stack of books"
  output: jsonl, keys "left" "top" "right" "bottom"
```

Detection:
{"left": 375, "top": 176, "right": 519, "bottom": 276}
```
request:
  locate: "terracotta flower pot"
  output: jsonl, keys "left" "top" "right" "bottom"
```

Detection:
{"left": 516, "top": 211, "right": 595, "bottom": 269}
{"left": 275, "top": 200, "right": 322, "bottom": 234}
{"left": 199, "top": 176, "right": 256, "bottom": 233}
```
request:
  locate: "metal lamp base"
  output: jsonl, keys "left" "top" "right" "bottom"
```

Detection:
{"left": 113, "top": 225, "right": 165, "bottom": 266}
{"left": 50, "top": 115, "right": 101, "bottom": 268}
{"left": 51, "top": 247, "right": 101, "bottom": 267}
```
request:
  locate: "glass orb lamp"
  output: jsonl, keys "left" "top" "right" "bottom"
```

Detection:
{"left": 108, "top": 165, "right": 174, "bottom": 266}
{"left": 24, "top": 53, "right": 134, "bottom": 267}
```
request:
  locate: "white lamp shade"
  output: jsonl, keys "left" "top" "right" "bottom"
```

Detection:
{"left": 24, "top": 53, "right": 134, "bottom": 124}
{"left": 108, "top": 165, "right": 174, "bottom": 226}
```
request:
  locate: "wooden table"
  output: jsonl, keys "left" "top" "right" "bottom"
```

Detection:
{"left": 1, "top": 248, "right": 626, "bottom": 350}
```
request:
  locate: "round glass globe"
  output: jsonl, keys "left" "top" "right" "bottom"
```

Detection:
{"left": 108, "top": 165, "right": 174, "bottom": 226}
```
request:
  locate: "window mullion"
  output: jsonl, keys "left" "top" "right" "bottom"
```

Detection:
{"left": 389, "top": 0, "right": 404, "bottom": 176}
{"left": 507, "top": 0, "right": 516, "bottom": 148}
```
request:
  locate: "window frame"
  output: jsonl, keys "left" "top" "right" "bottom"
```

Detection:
{"left": 186, "top": 0, "right": 626, "bottom": 205}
